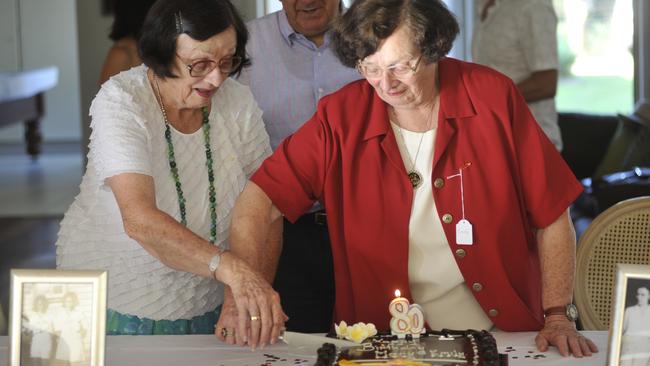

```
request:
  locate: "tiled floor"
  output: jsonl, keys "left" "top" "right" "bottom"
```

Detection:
{"left": 0, "top": 143, "right": 82, "bottom": 334}
{"left": 0, "top": 146, "right": 82, "bottom": 217}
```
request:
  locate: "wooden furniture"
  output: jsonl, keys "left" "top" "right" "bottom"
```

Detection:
{"left": 0, "top": 67, "right": 58, "bottom": 159}
{"left": 0, "top": 92, "right": 44, "bottom": 158}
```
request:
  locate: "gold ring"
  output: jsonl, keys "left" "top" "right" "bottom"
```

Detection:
{"left": 220, "top": 328, "right": 234, "bottom": 337}
{"left": 250, "top": 315, "right": 261, "bottom": 321}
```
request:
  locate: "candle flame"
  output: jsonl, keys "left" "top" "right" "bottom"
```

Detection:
{"left": 395, "top": 289, "right": 401, "bottom": 297}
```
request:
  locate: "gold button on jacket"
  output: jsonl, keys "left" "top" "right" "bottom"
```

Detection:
{"left": 488, "top": 309, "right": 499, "bottom": 317}
{"left": 455, "top": 248, "right": 466, "bottom": 258}
{"left": 442, "top": 213, "right": 453, "bottom": 223}
{"left": 433, "top": 178, "right": 444, "bottom": 188}
{"left": 472, "top": 282, "right": 483, "bottom": 292}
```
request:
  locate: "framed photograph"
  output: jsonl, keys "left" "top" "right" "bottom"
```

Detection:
{"left": 608, "top": 264, "right": 650, "bottom": 366}
{"left": 9, "top": 269, "right": 107, "bottom": 366}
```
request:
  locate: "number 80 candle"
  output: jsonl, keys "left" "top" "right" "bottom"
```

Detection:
{"left": 389, "top": 289, "right": 425, "bottom": 339}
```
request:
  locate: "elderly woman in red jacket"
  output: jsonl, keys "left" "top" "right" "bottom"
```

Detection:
{"left": 227, "top": 0, "right": 598, "bottom": 357}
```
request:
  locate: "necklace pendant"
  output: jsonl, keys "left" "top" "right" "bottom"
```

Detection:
{"left": 408, "top": 170, "right": 423, "bottom": 189}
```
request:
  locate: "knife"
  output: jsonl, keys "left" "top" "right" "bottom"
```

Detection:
{"left": 280, "top": 331, "right": 357, "bottom": 355}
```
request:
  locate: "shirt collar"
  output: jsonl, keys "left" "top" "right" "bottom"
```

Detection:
{"left": 278, "top": 10, "right": 296, "bottom": 46}
{"left": 362, "top": 58, "right": 477, "bottom": 141}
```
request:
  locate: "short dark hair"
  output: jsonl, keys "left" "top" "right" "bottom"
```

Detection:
{"left": 139, "top": 0, "right": 250, "bottom": 78}
{"left": 331, "top": 0, "right": 459, "bottom": 68}
{"left": 108, "top": 0, "right": 157, "bottom": 41}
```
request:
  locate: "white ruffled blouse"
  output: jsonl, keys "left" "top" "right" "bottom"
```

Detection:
{"left": 56, "top": 65, "right": 272, "bottom": 320}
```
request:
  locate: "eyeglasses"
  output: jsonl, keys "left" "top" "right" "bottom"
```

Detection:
{"left": 357, "top": 55, "right": 423, "bottom": 80}
{"left": 184, "top": 56, "right": 243, "bottom": 77}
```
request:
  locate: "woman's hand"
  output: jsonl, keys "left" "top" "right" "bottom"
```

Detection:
{"left": 535, "top": 317, "right": 598, "bottom": 357}
{"left": 214, "top": 288, "right": 246, "bottom": 345}
{"left": 216, "top": 252, "right": 287, "bottom": 349}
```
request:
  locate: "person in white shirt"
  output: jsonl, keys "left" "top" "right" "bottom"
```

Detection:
{"left": 621, "top": 286, "right": 650, "bottom": 366}
{"left": 472, "top": 0, "right": 563, "bottom": 150}
{"left": 23, "top": 296, "right": 54, "bottom": 366}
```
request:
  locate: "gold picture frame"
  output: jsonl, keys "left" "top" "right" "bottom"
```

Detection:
{"left": 9, "top": 269, "right": 107, "bottom": 366}
{"left": 608, "top": 263, "right": 650, "bottom": 366}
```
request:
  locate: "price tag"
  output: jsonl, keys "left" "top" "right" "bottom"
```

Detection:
{"left": 456, "top": 219, "right": 473, "bottom": 245}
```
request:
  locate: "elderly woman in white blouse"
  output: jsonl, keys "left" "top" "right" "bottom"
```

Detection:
{"left": 56, "top": 0, "right": 284, "bottom": 348}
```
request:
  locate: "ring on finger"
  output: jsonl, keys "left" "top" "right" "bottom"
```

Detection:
{"left": 250, "top": 315, "right": 261, "bottom": 321}
{"left": 220, "top": 328, "right": 235, "bottom": 337}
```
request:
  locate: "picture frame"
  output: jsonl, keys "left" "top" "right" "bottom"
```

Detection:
{"left": 9, "top": 269, "right": 107, "bottom": 366}
{"left": 608, "top": 263, "right": 650, "bottom": 366}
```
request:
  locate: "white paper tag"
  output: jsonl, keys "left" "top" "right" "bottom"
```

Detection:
{"left": 456, "top": 219, "right": 473, "bottom": 245}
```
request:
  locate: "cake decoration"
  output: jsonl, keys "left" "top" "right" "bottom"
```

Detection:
{"left": 335, "top": 321, "right": 378, "bottom": 343}
{"left": 389, "top": 290, "right": 426, "bottom": 339}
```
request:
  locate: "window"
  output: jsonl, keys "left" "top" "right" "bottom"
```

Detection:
{"left": 265, "top": 0, "right": 281, "bottom": 14}
{"left": 554, "top": 0, "right": 634, "bottom": 115}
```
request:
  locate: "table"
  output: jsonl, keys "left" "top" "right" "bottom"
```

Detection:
{"left": 0, "top": 67, "right": 58, "bottom": 159}
{"left": 0, "top": 331, "right": 608, "bottom": 365}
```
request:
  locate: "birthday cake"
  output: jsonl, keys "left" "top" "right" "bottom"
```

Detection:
{"left": 315, "top": 329, "right": 504, "bottom": 366}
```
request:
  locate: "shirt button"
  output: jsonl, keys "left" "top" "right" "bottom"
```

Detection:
{"left": 455, "top": 248, "right": 466, "bottom": 258}
{"left": 488, "top": 308, "right": 499, "bottom": 317}
{"left": 433, "top": 178, "right": 444, "bottom": 188}
{"left": 472, "top": 282, "right": 483, "bottom": 292}
{"left": 318, "top": 87, "right": 324, "bottom": 94}
{"left": 442, "top": 214, "right": 453, "bottom": 224}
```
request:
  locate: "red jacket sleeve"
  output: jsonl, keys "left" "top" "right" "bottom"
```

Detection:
{"left": 507, "top": 81, "right": 583, "bottom": 228}
{"left": 251, "top": 110, "right": 331, "bottom": 222}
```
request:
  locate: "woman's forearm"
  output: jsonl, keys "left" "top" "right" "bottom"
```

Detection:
{"left": 121, "top": 204, "right": 222, "bottom": 279}
{"left": 108, "top": 173, "right": 222, "bottom": 280}
{"left": 227, "top": 182, "right": 283, "bottom": 283}
{"left": 536, "top": 209, "right": 576, "bottom": 311}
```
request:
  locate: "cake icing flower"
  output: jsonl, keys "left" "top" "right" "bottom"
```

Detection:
{"left": 335, "top": 321, "right": 349, "bottom": 338}
{"left": 334, "top": 321, "right": 377, "bottom": 343}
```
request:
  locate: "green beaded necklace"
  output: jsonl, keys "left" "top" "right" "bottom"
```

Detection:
{"left": 154, "top": 76, "right": 218, "bottom": 243}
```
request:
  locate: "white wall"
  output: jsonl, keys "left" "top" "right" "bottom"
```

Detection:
{"left": 232, "top": 0, "right": 264, "bottom": 21}
{"left": 76, "top": 0, "right": 113, "bottom": 161}
{"left": 0, "top": 0, "right": 82, "bottom": 144}
{"left": 0, "top": 0, "right": 20, "bottom": 72}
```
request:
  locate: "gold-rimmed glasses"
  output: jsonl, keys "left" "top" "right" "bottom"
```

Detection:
{"left": 183, "top": 56, "right": 242, "bottom": 77}
{"left": 357, "top": 55, "right": 423, "bottom": 80}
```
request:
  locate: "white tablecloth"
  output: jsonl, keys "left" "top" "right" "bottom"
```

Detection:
{"left": 0, "top": 331, "right": 608, "bottom": 366}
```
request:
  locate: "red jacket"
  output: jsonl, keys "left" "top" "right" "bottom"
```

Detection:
{"left": 252, "top": 57, "right": 582, "bottom": 331}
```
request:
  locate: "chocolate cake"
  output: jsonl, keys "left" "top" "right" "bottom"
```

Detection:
{"left": 315, "top": 329, "right": 506, "bottom": 366}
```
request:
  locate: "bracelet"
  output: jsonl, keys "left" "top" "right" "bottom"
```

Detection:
{"left": 209, "top": 250, "right": 227, "bottom": 280}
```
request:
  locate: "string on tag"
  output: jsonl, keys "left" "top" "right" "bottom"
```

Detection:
{"left": 447, "top": 162, "right": 473, "bottom": 245}
{"left": 446, "top": 162, "right": 471, "bottom": 219}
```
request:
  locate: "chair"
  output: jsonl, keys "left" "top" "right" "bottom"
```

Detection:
{"left": 593, "top": 112, "right": 650, "bottom": 178}
{"left": 574, "top": 196, "right": 650, "bottom": 330}
{"left": 558, "top": 112, "right": 618, "bottom": 180}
